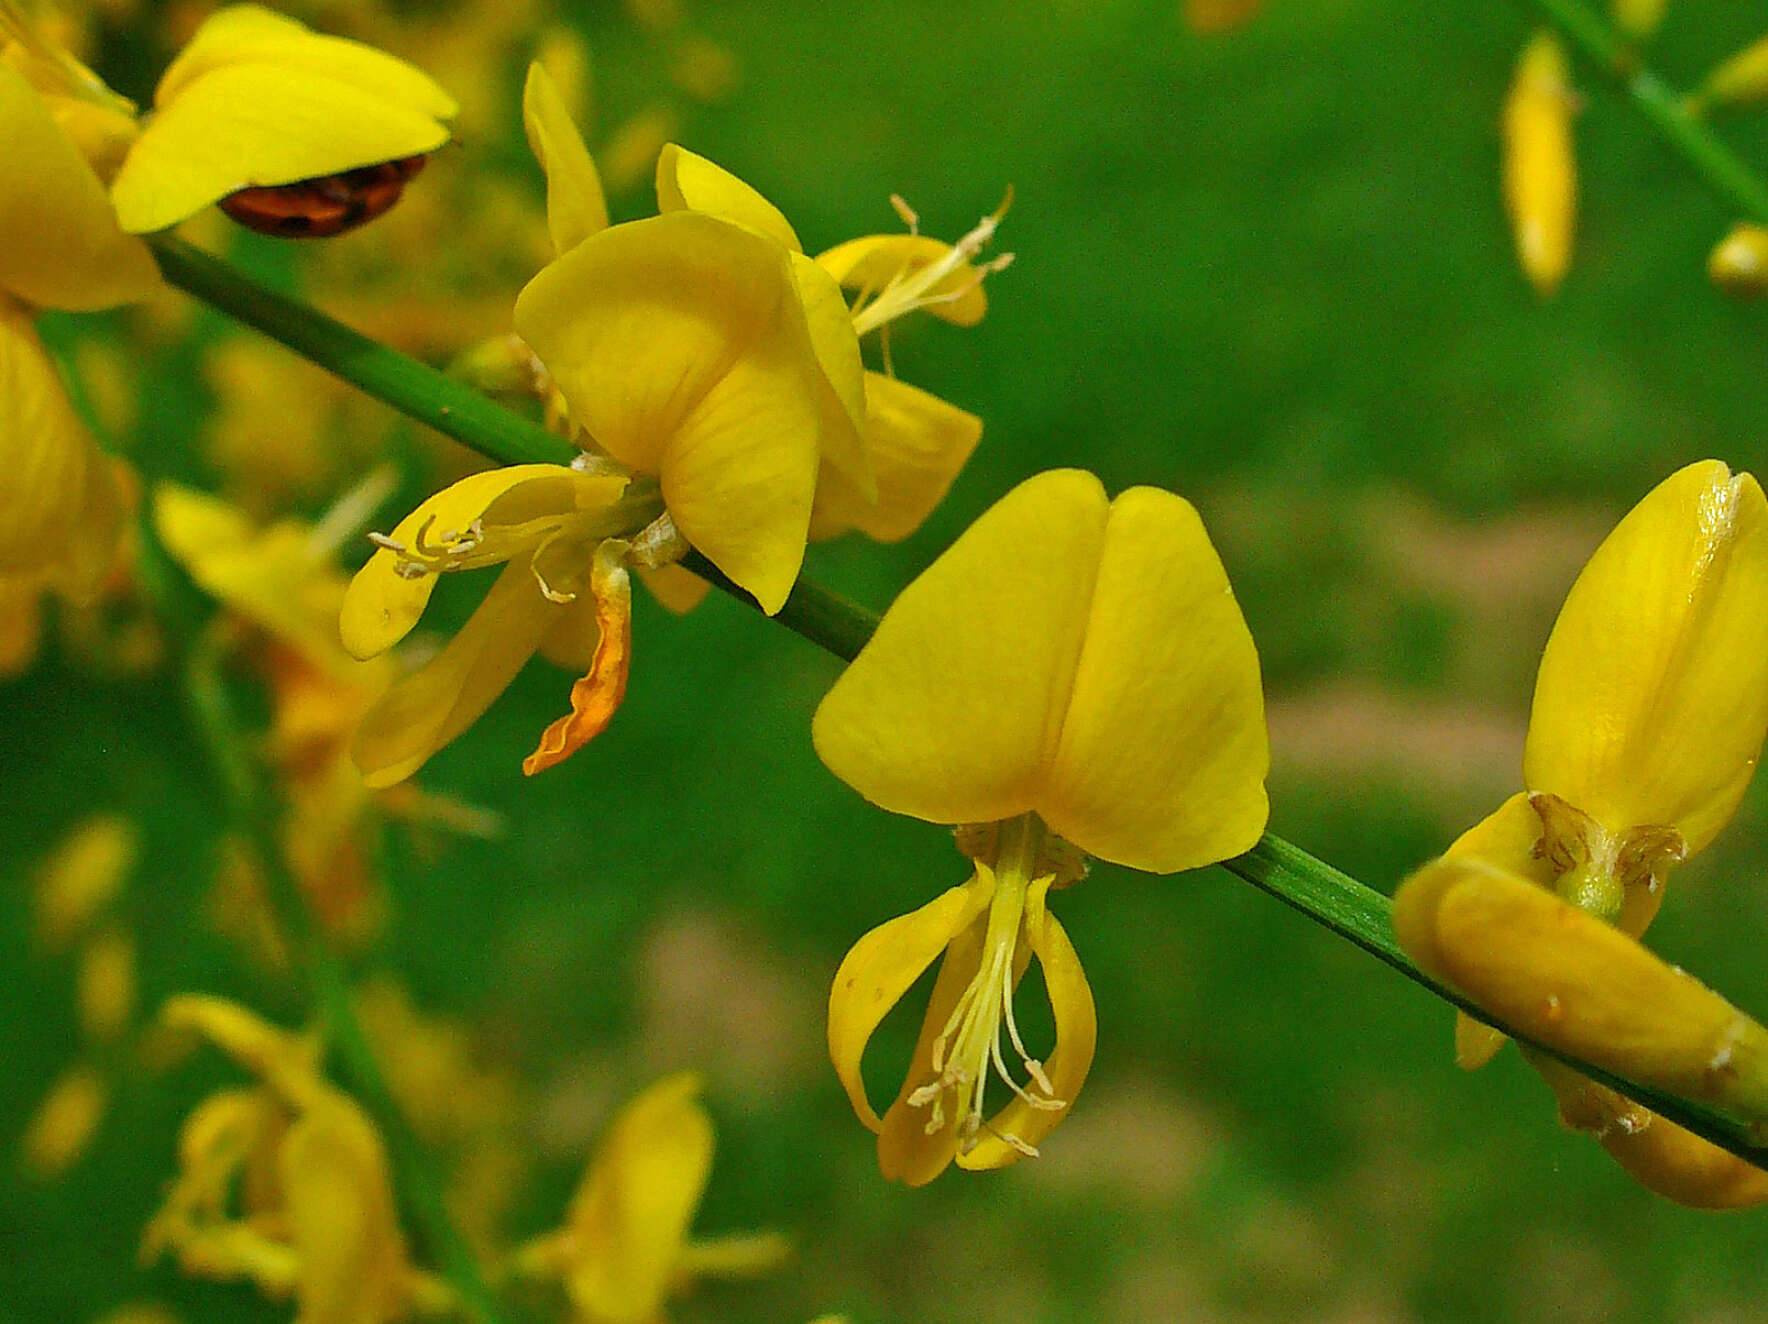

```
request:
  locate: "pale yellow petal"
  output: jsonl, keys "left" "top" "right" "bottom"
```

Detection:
{"left": 515, "top": 213, "right": 824, "bottom": 613}
{"left": 112, "top": 63, "right": 451, "bottom": 234}
{"left": 1044, "top": 486, "right": 1269, "bottom": 873}
{"left": 654, "top": 142, "right": 800, "bottom": 251}
{"left": 562, "top": 1072, "right": 713, "bottom": 1324}
{"left": 0, "top": 63, "right": 161, "bottom": 309}
{"left": 351, "top": 556, "right": 561, "bottom": 787}
{"left": 523, "top": 61, "right": 607, "bottom": 255}
{"left": 959, "top": 878, "right": 1096, "bottom": 1170}
{"left": 815, "top": 234, "right": 988, "bottom": 327}
{"left": 828, "top": 873, "right": 994, "bottom": 1131}
{"left": 812, "top": 470, "right": 1108, "bottom": 826}
{"left": 0, "top": 305, "right": 91, "bottom": 576}
{"left": 339, "top": 465, "right": 614, "bottom": 660}
{"left": 153, "top": 5, "right": 457, "bottom": 118}
{"left": 1523, "top": 461, "right": 1768, "bottom": 855}
{"left": 809, "top": 372, "right": 981, "bottom": 544}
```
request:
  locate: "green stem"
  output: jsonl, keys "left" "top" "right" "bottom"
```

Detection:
{"left": 1518, "top": 0, "right": 1768, "bottom": 223}
{"left": 139, "top": 522, "right": 503, "bottom": 1323}
{"left": 148, "top": 236, "right": 576, "bottom": 467}
{"left": 148, "top": 236, "right": 1768, "bottom": 1173}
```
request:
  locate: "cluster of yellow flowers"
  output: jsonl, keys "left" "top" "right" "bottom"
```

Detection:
{"left": 11, "top": 0, "right": 1768, "bottom": 1319}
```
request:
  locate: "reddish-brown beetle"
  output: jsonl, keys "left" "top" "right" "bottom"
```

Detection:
{"left": 218, "top": 155, "right": 427, "bottom": 239}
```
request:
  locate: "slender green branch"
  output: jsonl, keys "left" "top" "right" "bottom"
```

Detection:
{"left": 1518, "top": 0, "right": 1768, "bottom": 223}
{"left": 136, "top": 524, "right": 504, "bottom": 1324}
{"left": 149, "top": 236, "right": 1768, "bottom": 1173}
{"left": 149, "top": 236, "right": 576, "bottom": 468}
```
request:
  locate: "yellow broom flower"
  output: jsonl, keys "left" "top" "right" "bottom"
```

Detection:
{"left": 1395, "top": 460, "right": 1768, "bottom": 1206}
{"left": 815, "top": 469, "right": 1269, "bottom": 1183}
{"left": 509, "top": 1073, "right": 789, "bottom": 1324}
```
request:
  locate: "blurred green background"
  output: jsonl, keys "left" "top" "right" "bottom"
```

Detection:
{"left": 9, "top": 0, "right": 1768, "bottom": 1319}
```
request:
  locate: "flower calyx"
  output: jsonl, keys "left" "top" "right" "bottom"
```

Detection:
{"left": 1527, "top": 791, "right": 1687, "bottom": 925}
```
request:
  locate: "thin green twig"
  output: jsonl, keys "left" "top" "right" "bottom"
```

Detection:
{"left": 148, "top": 236, "right": 1768, "bottom": 1174}
{"left": 1518, "top": 0, "right": 1768, "bottom": 223}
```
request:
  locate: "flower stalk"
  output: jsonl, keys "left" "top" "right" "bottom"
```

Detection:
{"left": 146, "top": 233, "right": 1768, "bottom": 1181}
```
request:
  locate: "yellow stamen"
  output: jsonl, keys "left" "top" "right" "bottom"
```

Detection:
{"left": 906, "top": 814, "right": 1065, "bottom": 1157}
{"left": 849, "top": 187, "right": 1015, "bottom": 339}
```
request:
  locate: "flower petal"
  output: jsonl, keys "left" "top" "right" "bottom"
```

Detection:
{"left": 1442, "top": 791, "right": 1557, "bottom": 1069}
{"left": 150, "top": 5, "right": 457, "bottom": 116}
{"left": 876, "top": 901, "right": 992, "bottom": 1186}
{"left": 352, "top": 556, "right": 562, "bottom": 787}
{"left": 339, "top": 465, "right": 617, "bottom": 659}
{"left": 814, "top": 470, "right": 1107, "bottom": 825}
{"left": 959, "top": 877, "right": 1097, "bottom": 1170}
{"left": 809, "top": 372, "right": 982, "bottom": 544}
{"left": 828, "top": 872, "right": 994, "bottom": 1132}
{"left": 1395, "top": 856, "right": 1768, "bottom": 1121}
{"left": 816, "top": 234, "right": 988, "bottom": 327}
{"left": 654, "top": 142, "right": 801, "bottom": 251}
{"left": 153, "top": 484, "right": 354, "bottom": 675}
{"left": 561, "top": 1072, "right": 715, "bottom": 1324}
{"left": 1531, "top": 1055, "right": 1768, "bottom": 1209}
{"left": 524, "top": 540, "right": 632, "bottom": 775}
{"left": 159, "top": 994, "right": 324, "bottom": 1108}
{"left": 1044, "top": 486, "right": 1269, "bottom": 873}
{"left": 112, "top": 57, "right": 452, "bottom": 233}
{"left": 790, "top": 252, "right": 872, "bottom": 501}
{"left": 522, "top": 61, "right": 607, "bottom": 255}
{"left": 280, "top": 1093, "right": 409, "bottom": 1324}
{"left": 515, "top": 212, "right": 825, "bottom": 613}
{"left": 1523, "top": 461, "right": 1768, "bottom": 855}
{"left": 0, "top": 305, "right": 92, "bottom": 576}
{"left": 0, "top": 63, "right": 161, "bottom": 309}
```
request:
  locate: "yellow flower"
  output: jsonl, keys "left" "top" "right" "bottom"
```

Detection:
{"left": 1503, "top": 32, "right": 1577, "bottom": 298}
{"left": 343, "top": 74, "right": 865, "bottom": 783}
{"left": 654, "top": 141, "right": 1006, "bottom": 547}
{"left": 1708, "top": 222, "right": 1768, "bottom": 299}
{"left": 143, "top": 996, "right": 453, "bottom": 1322}
{"left": 510, "top": 1072, "right": 789, "bottom": 1324}
{"left": 814, "top": 469, "right": 1269, "bottom": 1183}
{"left": 1394, "top": 460, "right": 1768, "bottom": 1205}
{"left": 0, "top": 25, "right": 158, "bottom": 596}
{"left": 109, "top": 4, "right": 457, "bottom": 234}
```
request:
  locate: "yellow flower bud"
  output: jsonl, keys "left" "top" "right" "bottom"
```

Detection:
{"left": 33, "top": 813, "right": 136, "bottom": 950}
{"left": 1503, "top": 32, "right": 1577, "bottom": 297}
{"left": 77, "top": 925, "right": 136, "bottom": 1043}
{"left": 1693, "top": 34, "right": 1768, "bottom": 113}
{"left": 1708, "top": 222, "right": 1768, "bottom": 297}
{"left": 20, "top": 1063, "right": 106, "bottom": 1178}
{"left": 1612, "top": 0, "right": 1669, "bottom": 41}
